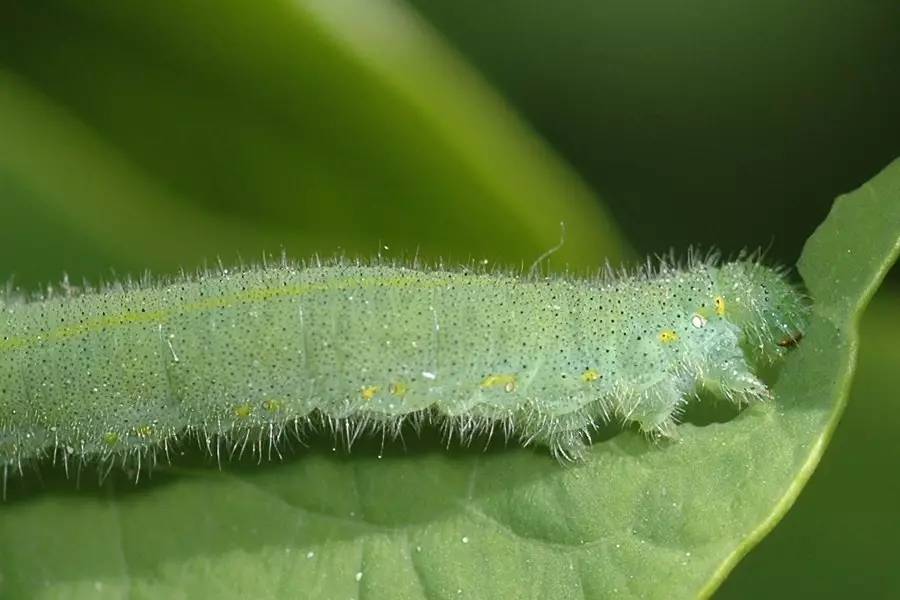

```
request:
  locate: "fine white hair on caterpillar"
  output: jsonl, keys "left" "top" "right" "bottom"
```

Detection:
{"left": 0, "top": 251, "right": 807, "bottom": 490}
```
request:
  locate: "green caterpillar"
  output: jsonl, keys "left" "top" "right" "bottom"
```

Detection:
{"left": 0, "top": 253, "right": 807, "bottom": 488}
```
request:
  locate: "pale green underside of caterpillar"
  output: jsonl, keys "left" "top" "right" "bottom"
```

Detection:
{"left": 0, "top": 254, "right": 807, "bottom": 484}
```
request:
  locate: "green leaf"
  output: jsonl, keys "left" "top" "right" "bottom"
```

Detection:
{"left": 1, "top": 138, "right": 897, "bottom": 600}
{"left": 715, "top": 290, "right": 900, "bottom": 598}
{"left": 0, "top": 0, "right": 628, "bottom": 287}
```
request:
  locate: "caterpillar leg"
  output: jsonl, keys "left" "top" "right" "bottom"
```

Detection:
{"left": 546, "top": 429, "right": 592, "bottom": 462}
{"left": 628, "top": 377, "right": 690, "bottom": 440}
{"left": 703, "top": 355, "right": 771, "bottom": 405}
{"left": 529, "top": 411, "right": 597, "bottom": 462}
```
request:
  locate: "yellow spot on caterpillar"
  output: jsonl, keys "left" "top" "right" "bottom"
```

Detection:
{"left": 482, "top": 374, "right": 517, "bottom": 392}
{"left": 388, "top": 382, "right": 408, "bottom": 397}
{"left": 361, "top": 385, "right": 379, "bottom": 401}
{"left": 714, "top": 295, "right": 726, "bottom": 316}
{"left": 234, "top": 404, "right": 253, "bottom": 419}
{"left": 581, "top": 369, "right": 601, "bottom": 382}
{"left": 135, "top": 425, "right": 153, "bottom": 439}
{"left": 659, "top": 330, "right": 679, "bottom": 343}
{"left": 103, "top": 432, "right": 119, "bottom": 446}
{"left": 262, "top": 399, "right": 282, "bottom": 413}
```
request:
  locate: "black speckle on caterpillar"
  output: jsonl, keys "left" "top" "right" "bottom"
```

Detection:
{"left": 0, "top": 252, "right": 807, "bottom": 490}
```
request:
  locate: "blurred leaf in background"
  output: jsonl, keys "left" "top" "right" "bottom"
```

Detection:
{"left": 0, "top": 0, "right": 627, "bottom": 288}
{"left": 408, "top": 0, "right": 900, "bottom": 267}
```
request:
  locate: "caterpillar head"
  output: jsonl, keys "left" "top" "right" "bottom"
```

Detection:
{"left": 713, "top": 261, "right": 809, "bottom": 362}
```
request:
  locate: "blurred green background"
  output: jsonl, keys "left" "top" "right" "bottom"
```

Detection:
{"left": 1, "top": 1, "right": 898, "bottom": 597}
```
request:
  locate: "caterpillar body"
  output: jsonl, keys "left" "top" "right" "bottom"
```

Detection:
{"left": 0, "top": 254, "right": 806, "bottom": 485}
